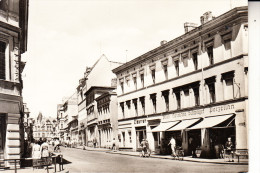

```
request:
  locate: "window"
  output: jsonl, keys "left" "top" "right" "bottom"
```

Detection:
{"left": 133, "top": 76, "right": 137, "bottom": 90}
{"left": 126, "top": 78, "right": 130, "bottom": 87}
{"left": 207, "top": 46, "right": 214, "bottom": 65}
{"left": 133, "top": 99, "right": 138, "bottom": 116}
{"left": 193, "top": 87, "right": 200, "bottom": 106}
{"left": 162, "top": 90, "right": 169, "bottom": 111}
{"left": 120, "top": 80, "right": 124, "bottom": 94}
{"left": 163, "top": 65, "right": 168, "bottom": 80}
{"left": 174, "top": 60, "right": 179, "bottom": 76}
{"left": 0, "top": 42, "right": 6, "bottom": 80}
{"left": 139, "top": 96, "right": 145, "bottom": 115}
{"left": 224, "top": 39, "right": 231, "bottom": 59}
{"left": 205, "top": 77, "right": 216, "bottom": 104}
{"left": 126, "top": 100, "right": 131, "bottom": 117}
{"left": 222, "top": 71, "right": 234, "bottom": 100}
{"left": 173, "top": 89, "right": 181, "bottom": 109}
{"left": 151, "top": 69, "right": 155, "bottom": 84}
{"left": 150, "top": 93, "right": 157, "bottom": 113}
{"left": 192, "top": 52, "right": 198, "bottom": 70}
{"left": 183, "top": 88, "right": 190, "bottom": 108}
{"left": 140, "top": 73, "right": 144, "bottom": 87}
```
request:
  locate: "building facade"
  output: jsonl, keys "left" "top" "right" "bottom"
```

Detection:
{"left": 0, "top": 0, "right": 29, "bottom": 168}
{"left": 112, "top": 7, "right": 248, "bottom": 158}
{"left": 84, "top": 54, "right": 122, "bottom": 147}
{"left": 61, "top": 93, "right": 78, "bottom": 144}
{"left": 33, "top": 113, "right": 58, "bottom": 141}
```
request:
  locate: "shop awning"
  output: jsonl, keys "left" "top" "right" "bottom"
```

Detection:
{"left": 189, "top": 114, "right": 234, "bottom": 130}
{"left": 151, "top": 121, "right": 180, "bottom": 132}
{"left": 167, "top": 118, "right": 201, "bottom": 131}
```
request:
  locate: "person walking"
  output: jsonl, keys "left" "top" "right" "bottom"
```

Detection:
{"left": 168, "top": 136, "right": 177, "bottom": 157}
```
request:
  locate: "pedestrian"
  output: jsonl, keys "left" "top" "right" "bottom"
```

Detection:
{"left": 168, "top": 136, "right": 177, "bottom": 157}
{"left": 32, "top": 140, "right": 41, "bottom": 159}
{"left": 54, "top": 139, "right": 60, "bottom": 152}
{"left": 225, "top": 137, "right": 234, "bottom": 162}
{"left": 140, "top": 139, "right": 148, "bottom": 157}
{"left": 41, "top": 138, "right": 50, "bottom": 158}
{"left": 189, "top": 137, "right": 197, "bottom": 158}
{"left": 93, "top": 138, "right": 97, "bottom": 148}
{"left": 112, "top": 138, "right": 116, "bottom": 151}
{"left": 39, "top": 138, "right": 43, "bottom": 146}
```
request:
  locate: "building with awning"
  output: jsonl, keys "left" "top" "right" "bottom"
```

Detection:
{"left": 112, "top": 6, "right": 248, "bottom": 157}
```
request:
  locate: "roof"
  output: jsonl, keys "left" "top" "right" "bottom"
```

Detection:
{"left": 112, "top": 6, "right": 248, "bottom": 74}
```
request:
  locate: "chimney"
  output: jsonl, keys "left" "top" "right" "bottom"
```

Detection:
{"left": 160, "top": 40, "right": 167, "bottom": 46}
{"left": 184, "top": 22, "right": 198, "bottom": 33}
{"left": 200, "top": 11, "right": 213, "bottom": 25}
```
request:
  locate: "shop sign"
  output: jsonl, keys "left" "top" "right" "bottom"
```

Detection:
{"left": 163, "top": 109, "right": 204, "bottom": 119}
{"left": 209, "top": 104, "right": 234, "bottom": 113}
{"left": 134, "top": 119, "right": 146, "bottom": 124}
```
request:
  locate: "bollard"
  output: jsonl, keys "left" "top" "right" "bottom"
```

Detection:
{"left": 54, "top": 156, "right": 56, "bottom": 172}
{"left": 14, "top": 159, "right": 17, "bottom": 173}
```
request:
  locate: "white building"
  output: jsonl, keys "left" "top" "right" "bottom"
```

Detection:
{"left": 112, "top": 7, "right": 248, "bottom": 158}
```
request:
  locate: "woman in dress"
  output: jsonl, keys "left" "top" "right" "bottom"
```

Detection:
{"left": 32, "top": 140, "right": 41, "bottom": 159}
{"left": 41, "top": 138, "right": 50, "bottom": 158}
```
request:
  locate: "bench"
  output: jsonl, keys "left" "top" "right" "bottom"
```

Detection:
{"left": 234, "top": 149, "right": 248, "bottom": 163}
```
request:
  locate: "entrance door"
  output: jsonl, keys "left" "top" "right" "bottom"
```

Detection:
{"left": 136, "top": 130, "right": 146, "bottom": 148}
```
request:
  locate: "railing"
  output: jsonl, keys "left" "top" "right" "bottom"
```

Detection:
{"left": 0, "top": 154, "right": 64, "bottom": 173}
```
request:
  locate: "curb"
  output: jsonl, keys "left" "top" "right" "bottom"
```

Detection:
{"left": 107, "top": 151, "right": 248, "bottom": 165}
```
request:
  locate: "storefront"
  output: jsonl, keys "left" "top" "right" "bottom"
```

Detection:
{"left": 149, "top": 101, "right": 247, "bottom": 158}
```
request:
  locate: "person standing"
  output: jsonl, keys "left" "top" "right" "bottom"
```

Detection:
{"left": 168, "top": 136, "right": 176, "bottom": 157}
{"left": 41, "top": 138, "right": 50, "bottom": 158}
{"left": 32, "top": 140, "right": 41, "bottom": 159}
{"left": 189, "top": 137, "right": 197, "bottom": 158}
{"left": 225, "top": 137, "right": 234, "bottom": 162}
{"left": 112, "top": 138, "right": 116, "bottom": 151}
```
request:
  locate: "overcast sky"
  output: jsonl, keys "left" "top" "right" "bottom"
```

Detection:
{"left": 22, "top": 0, "right": 247, "bottom": 118}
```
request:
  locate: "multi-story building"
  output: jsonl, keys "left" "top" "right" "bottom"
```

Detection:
{"left": 33, "top": 113, "right": 58, "bottom": 141}
{"left": 84, "top": 54, "right": 122, "bottom": 147}
{"left": 61, "top": 93, "right": 78, "bottom": 143}
{"left": 76, "top": 68, "right": 90, "bottom": 146}
{"left": 57, "top": 104, "right": 65, "bottom": 142}
{"left": 0, "top": 0, "right": 29, "bottom": 168}
{"left": 112, "top": 6, "right": 248, "bottom": 158}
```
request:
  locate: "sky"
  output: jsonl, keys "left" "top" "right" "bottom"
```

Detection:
{"left": 22, "top": 0, "right": 247, "bottom": 118}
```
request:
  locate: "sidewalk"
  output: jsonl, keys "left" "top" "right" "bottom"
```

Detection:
{"left": 75, "top": 146, "right": 248, "bottom": 165}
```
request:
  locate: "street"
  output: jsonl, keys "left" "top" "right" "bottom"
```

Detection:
{"left": 61, "top": 147, "right": 248, "bottom": 173}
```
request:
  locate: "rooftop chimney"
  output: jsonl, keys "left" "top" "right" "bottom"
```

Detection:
{"left": 160, "top": 40, "right": 167, "bottom": 46}
{"left": 184, "top": 22, "right": 198, "bottom": 33}
{"left": 200, "top": 11, "right": 213, "bottom": 25}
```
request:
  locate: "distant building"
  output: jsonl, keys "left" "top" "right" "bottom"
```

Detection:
{"left": 84, "top": 54, "right": 122, "bottom": 147}
{"left": 0, "top": 0, "right": 29, "bottom": 168}
{"left": 60, "top": 93, "right": 78, "bottom": 143}
{"left": 112, "top": 6, "right": 248, "bottom": 157}
{"left": 57, "top": 104, "right": 65, "bottom": 142}
{"left": 33, "top": 113, "right": 58, "bottom": 141}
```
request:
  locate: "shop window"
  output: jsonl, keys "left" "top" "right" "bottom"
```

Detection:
{"left": 222, "top": 71, "right": 234, "bottom": 100}
{"left": 120, "top": 102, "right": 125, "bottom": 117}
{"left": 162, "top": 90, "right": 170, "bottom": 112}
{"left": 139, "top": 96, "right": 145, "bottom": 115}
{"left": 207, "top": 46, "right": 214, "bottom": 65}
{"left": 174, "top": 60, "right": 179, "bottom": 76}
{"left": 192, "top": 52, "right": 198, "bottom": 70}
{"left": 133, "top": 99, "right": 138, "bottom": 116}
{"left": 140, "top": 73, "right": 144, "bottom": 87}
{"left": 163, "top": 64, "right": 168, "bottom": 80}
{"left": 150, "top": 93, "right": 157, "bottom": 113}
{"left": 0, "top": 42, "right": 6, "bottom": 80}
{"left": 151, "top": 69, "right": 155, "bottom": 84}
